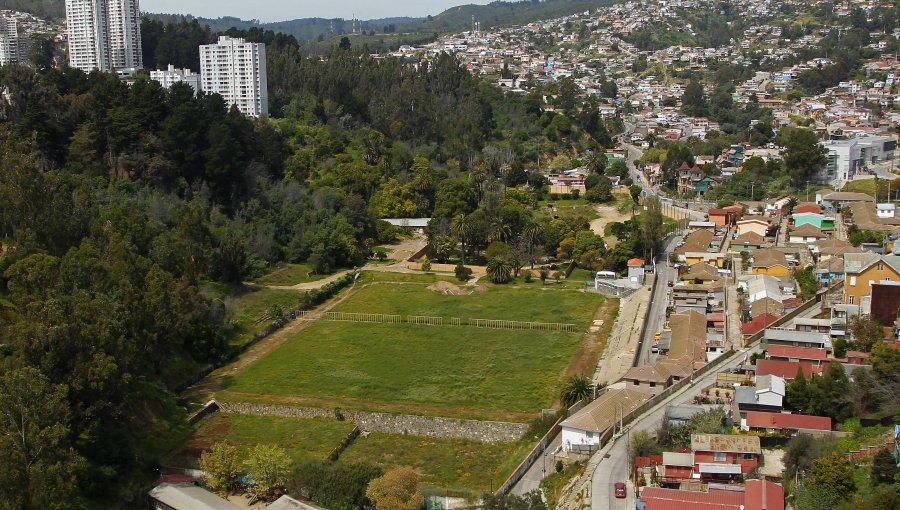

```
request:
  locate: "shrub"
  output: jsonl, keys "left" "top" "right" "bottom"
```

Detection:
{"left": 454, "top": 263, "right": 473, "bottom": 282}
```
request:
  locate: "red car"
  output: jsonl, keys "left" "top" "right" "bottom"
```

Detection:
{"left": 614, "top": 482, "right": 627, "bottom": 498}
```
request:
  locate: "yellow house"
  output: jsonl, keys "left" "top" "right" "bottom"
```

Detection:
{"left": 737, "top": 218, "right": 770, "bottom": 237}
{"left": 843, "top": 253, "right": 900, "bottom": 305}
{"left": 751, "top": 248, "right": 791, "bottom": 277}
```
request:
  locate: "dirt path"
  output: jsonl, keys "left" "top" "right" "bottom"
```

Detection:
{"left": 590, "top": 197, "right": 633, "bottom": 248}
{"left": 594, "top": 286, "right": 652, "bottom": 386}
{"left": 565, "top": 296, "right": 619, "bottom": 380}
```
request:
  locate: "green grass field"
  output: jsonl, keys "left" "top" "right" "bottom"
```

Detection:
{"left": 338, "top": 432, "right": 533, "bottom": 494}
{"left": 176, "top": 414, "right": 356, "bottom": 467}
{"left": 333, "top": 279, "right": 603, "bottom": 328}
{"left": 219, "top": 273, "right": 605, "bottom": 419}
{"left": 220, "top": 321, "right": 581, "bottom": 420}
{"left": 253, "top": 263, "right": 335, "bottom": 286}
{"left": 224, "top": 287, "right": 303, "bottom": 346}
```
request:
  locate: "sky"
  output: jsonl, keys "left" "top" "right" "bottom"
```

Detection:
{"left": 141, "top": 1, "right": 494, "bottom": 23}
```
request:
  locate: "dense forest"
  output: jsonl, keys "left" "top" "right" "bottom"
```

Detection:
{"left": 0, "top": 18, "right": 627, "bottom": 507}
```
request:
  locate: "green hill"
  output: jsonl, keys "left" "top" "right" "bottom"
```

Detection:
{"left": 0, "top": 0, "right": 65, "bottom": 20}
{"left": 410, "top": 0, "right": 620, "bottom": 33}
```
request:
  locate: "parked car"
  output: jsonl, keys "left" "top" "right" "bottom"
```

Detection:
{"left": 667, "top": 280, "right": 673, "bottom": 287}
{"left": 614, "top": 482, "right": 626, "bottom": 498}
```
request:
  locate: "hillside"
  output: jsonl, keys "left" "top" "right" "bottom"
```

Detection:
{"left": 145, "top": 14, "right": 421, "bottom": 41}
{"left": 0, "top": 0, "right": 64, "bottom": 19}
{"left": 408, "top": 0, "right": 621, "bottom": 33}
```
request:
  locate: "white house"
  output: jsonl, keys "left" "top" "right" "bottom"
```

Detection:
{"left": 739, "top": 274, "right": 783, "bottom": 303}
{"left": 877, "top": 203, "right": 896, "bottom": 218}
{"left": 753, "top": 374, "right": 786, "bottom": 408}
{"left": 559, "top": 387, "right": 645, "bottom": 453}
{"left": 788, "top": 224, "right": 829, "bottom": 244}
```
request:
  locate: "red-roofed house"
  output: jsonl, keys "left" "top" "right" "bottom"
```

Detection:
{"left": 640, "top": 480, "right": 783, "bottom": 510}
{"left": 742, "top": 314, "right": 780, "bottom": 336}
{"left": 846, "top": 351, "right": 870, "bottom": 365}
{"left": 756, "top": 359, "right": 824, "bottom": 380}
{"left": 794, "top": 204, "right": 822, "bottom": 215}
{"left": 740, "top": 411, "right": 832, "bottom": 433}
{"left": 767, "top": 346, "right": 828, "bottom": 366}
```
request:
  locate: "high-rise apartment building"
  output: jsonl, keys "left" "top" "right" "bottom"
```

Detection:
{"left": 65, "top": 0, "right": 143, "bottom": 72}
{"left": 150, "top": 64, "right": 201, "bottom": 95}
{"left": 199, "top": 36, "right": 268, "bottom": 117}
{"left": 0, "top": 17, "right": 17, "bottom": 66}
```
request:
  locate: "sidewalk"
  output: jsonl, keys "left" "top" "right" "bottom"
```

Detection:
{"left": 594, "top": 289, "right": 650, "bottom": 385}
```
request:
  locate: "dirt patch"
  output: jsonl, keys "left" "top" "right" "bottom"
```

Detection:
{"left": 426, "top": 281, "right": 487, "bottom": 295}
{"left": 564, "top": 296, "right": 619, "bottom": 382}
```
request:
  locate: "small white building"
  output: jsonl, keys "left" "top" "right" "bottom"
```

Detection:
{"left": 627, "top": 258, "right": 645, "bottom": 284}
{"left": 752, "top": 374, "right": 785, "bottom": 408}
{"left": 150, "top": 64, "right": 202, "bottom": 95}
{"left": 559, "top": 387, "right": 646, "bottom": 454}
{"left": 876, "top": 203, "right": 896, "bottom": 218}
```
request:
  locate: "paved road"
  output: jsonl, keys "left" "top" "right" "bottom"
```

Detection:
{"left": 511, "top": 434, "right": 562, "bottom": 496}
{"left": 635, "top": 235, "right": 681, "bottom": 367}
{"left": 590, "top": 346, "right": 758, "bottom": 510}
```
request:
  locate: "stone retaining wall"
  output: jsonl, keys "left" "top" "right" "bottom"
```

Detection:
{"left": 216, "top": 401, "right": 528, "bottom": 444}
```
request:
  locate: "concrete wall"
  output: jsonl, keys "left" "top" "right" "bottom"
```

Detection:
{"left": 216, "top": 401, "right": 527, "bottom": 444}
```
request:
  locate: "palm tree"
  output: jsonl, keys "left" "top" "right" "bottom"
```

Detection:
{"left": 560, "top": 374, "right": 594, "bottom": 407}
{"left": 450, "top": 213, "right": 471, "bottom": 264}
{"left": 487, "top": 220, "right": 512, "bottom": 243}
{"left": 486, "top": 257, "right": 513, "bottom": 284}
{"left": 523, "top": 221, "right": 545, "bottom": 268}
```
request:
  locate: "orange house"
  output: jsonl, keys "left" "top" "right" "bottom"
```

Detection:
{"left": 843, "top": 253, "right": 900, "bottom": 305}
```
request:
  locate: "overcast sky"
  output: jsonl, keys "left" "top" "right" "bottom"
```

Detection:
{"left": 142, "top": 1, "right": 494, "bottom": 22}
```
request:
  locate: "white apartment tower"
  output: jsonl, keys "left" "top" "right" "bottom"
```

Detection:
{"left": 0, "top": 17, "right": 17, "bottom": 66}
{"left": 199, "top": 36, "right": 268, "bottom": 117}
{"left": 65, "top": 0, "right": 143, "bottom": 72}
{"left": 150, "top": 64, "right": 201, "bottom": 95}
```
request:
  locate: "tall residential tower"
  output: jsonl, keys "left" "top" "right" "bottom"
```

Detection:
{"left": 0, "top": 17, "right": 17, "bottom": 66}
{"left": 65, "top": 0, "right": 143, "bottom": 72}
{"left": 199, "top": 36, "right": 268, "bottom": 117}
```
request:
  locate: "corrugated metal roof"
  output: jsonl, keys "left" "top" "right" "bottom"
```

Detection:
{"left": 663, "top": 451, "right": 694, "bottom": 467}
{"left": 744, "top": 411, "right": 831, "bottom": 431}
{"left": 698, "top": 463, "right": 743, "bottom": 474}
{"left": 691, "top": 433, "right": 761, "bottom": 454}
{"left": 148, "top": 484, "right": 243, "bottom": 510}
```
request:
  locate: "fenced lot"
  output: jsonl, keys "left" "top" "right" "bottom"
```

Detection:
{"left": 219, "top": 273, "right": 607, "bottom": 421}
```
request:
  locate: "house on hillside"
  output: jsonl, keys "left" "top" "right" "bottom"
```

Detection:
{"left": 559, "top": 388, "right": 646, "bottom": 454}
{"left": 843, "top": 253, "right": 900, "bottom": 305}
{"left": 793, "top": 212, "right": 835, "bottom": 230}
{"left": 737, "top": 218, "right": 771, "bottom": 237}
{"left": 788, "top": 224, "right": 830, "bottom": 244}
{"left": 691, "top": 433, "right": 761, "bottom": 481}
{"left": 731, "top": 231, "right": 767, "bottom": 251}
{"left": 751, "top": 249, "right": 791, "bottom": 277}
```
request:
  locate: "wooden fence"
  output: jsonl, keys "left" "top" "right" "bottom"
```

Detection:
{"left": 295, "top": 311, "right": 578, "bottom": 333}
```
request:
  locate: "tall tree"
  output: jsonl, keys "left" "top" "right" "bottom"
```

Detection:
{"left": 0, "top": 367, "right": 84, "bottom": 510}
{"left": 776, "top": 127, "right": 828, "bottom": 187}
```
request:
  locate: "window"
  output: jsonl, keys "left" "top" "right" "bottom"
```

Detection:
{"left": 878, "top": 263, "right": 884, "bottom": 271}
{"left": 850, "top": 276, "right": 857, "bottom": 286}
{"left": 849, "top": 296, "right": 855, "bottom": 304}
{"left": 743, "top": 453, "right": 755, "bottom": 460}
{"left": 713, "top": 452, "right": 727, "bottom": 462}
{"left": 586, "top": 431, "right": 593, "bottom": 439}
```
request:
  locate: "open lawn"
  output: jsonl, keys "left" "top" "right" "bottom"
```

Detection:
{"left": 219, "top": 273, "right": 608, "bottom": 419}
{"left": 220, "top": 321, "right": 583, "bottom": 420}
{"left": 334, "top": 276, "right": 603, "bottom": 329}
{"left": 338, "top": 432, "right": 533, "bottom": 495}
{"left": 172, "top": 413, "right": 355, "bottom": 467}
{"left": 224, "top": 287, "right": 303, "bottom": 346}
{"left": 253, "top": 263, "right": 334, "bottom": 286}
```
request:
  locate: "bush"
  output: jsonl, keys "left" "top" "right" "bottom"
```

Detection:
{"left": 454, "top": 263, "right": 473, "bottom": 282}
{"left": 555, "top": 460, "right": 564, "bottom": 473}
{"left": 522, "top": 269, "right": 533, "bottom": 283}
